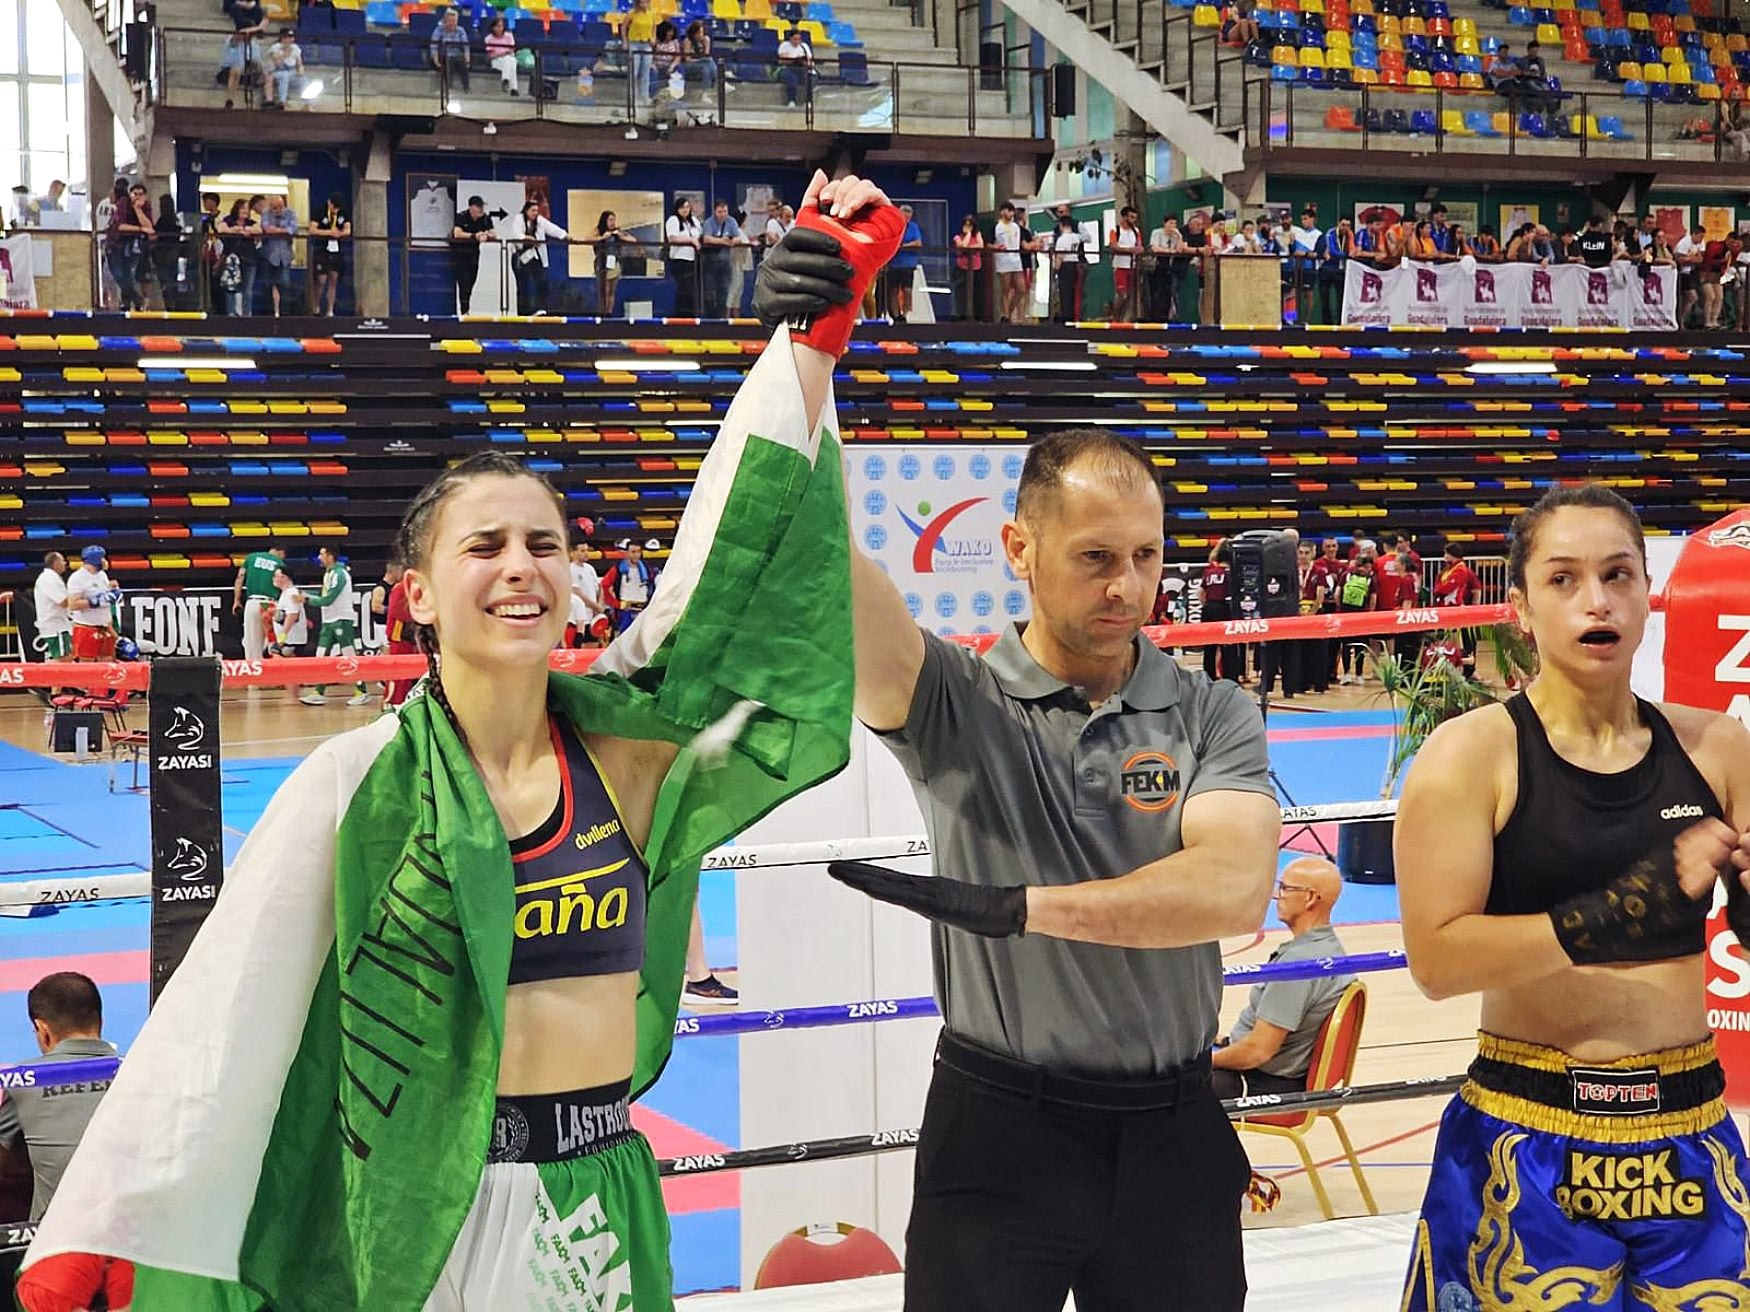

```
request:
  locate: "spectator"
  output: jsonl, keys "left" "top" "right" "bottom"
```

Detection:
{"left": 1313, "top": 217, "right": 1351, "bottom": 325}
{"left": 992, "top": 201, "right": 1027, "bottom": 323}
{"left": 258, "top": 193, "right": 298, "bottom": 316}
{"left": 232, "top": 543, "right": 285, "bottom": 663}
{"left": 1724, "top": 100, "right": 1750, "bottom": 160}
{"left": 888, "top": 203, "right": 924, "bottom": 321}
{"left": 301, "top": 545, "right": 372, "bottom": 707}
{"left": 1211, "top": 861, "right": 1353, "bottom": 1100}
{"left": 622, "top": 0, "right": 657, "bottom": 109}
{"left": 1352, "top": 213, "right": 1393, "bottom": 267}
{"left": 216, "top": 197, "right": 260, "bottom": 316}
{"left": 381, "top": 557, "right": 419, "bottom": 708}
{"left": 568, "top": 540, "right": 607, "bottom": 647}
{"left": 1049, "top": 212, "right": 1086, "bottom": 323}
{"left": 1466, "top": 223, "right": 1498, "bottom": 261}
{"left": 699, "top": 197, "right": 741, "bottom": 318}
{"left": 28, "top": 550, "right": 69, "bottom": 698}
{"left": 1220, "top": 0, "right": 1260, "bottom": 45}
{"left": 197, "top": 190, "right": 223, "bottom": 311}
{"left": 1574, "top": 213, "right": 1613, "bottom": 269}
{"left": 263, "top": 28, "right": 304, "bottom": 107}
{"left": 1432, "top": 541, "right": 1481, "bottom": 675}
{"left": 1675, "top": 222, "right": 1706, "bottom": 326}
{"left": 1516, "top": 40, "right": 1556, "bottom": 113}
{"left": 1699, "top": 230, "right": 1737, "bottom": 329}
{"left": 33, "top": 179, "right": 66, "bottom": 214}
{"left": 65, "top": 547, "right": 117, "bottom": 663}
{"left": 484, "top": 15, "right": 519, "bottom": 95}
{"left": 269, "top": 565, "right": 309, "bottom": 660}
{"left": 682, "top": 19, "right": 717, "bottom": 94}
{"left": 653, "top": 19, "right": 682, "bottom": 96}
{"left": 1382, "top": 543, "right": 1423, "bottom": 666}
{"left": 1335, "top": 540, "right": 1378, "bottom": 684}
{"left": 1292, "top": 538, "right": 1328, "bottom": 694}
{"left": 1444, "top": 222, "right": 1473, "bottom": 261}
{"left": 1180, "top": 210, "right": 1211, "bottom": 323}
{"left": 0, "top": 974, "right": 121, "bottom": 1241}
{"left": 1503, "top": 221, "right": 1536, "bottom": 263}
{"left": 1485, "top": 42, "right": 1519, "bottom": 91}
{"left": 1644, "top": 228, "right": 1676, "bottom": 268}
{"left": 429, "top": 7, "right": 471, "bottom": 96}
{"left": 1734, "top": 232, "right": 1750, "bottom": 330}
{"left": 664, "top": 195, "right": 701, "bottom": 315}
{"left": 776, "top": 26, "right": 812, "bottom": 106}
{"left": 219, "top": 0, "right": 266, "bottom": 108}
{"left": 1406, "top": 219, "right": 1442, "bottom": 260}
{"left": 950, "top": 213, "right": 984, "bottom": 321}
{"left": 1524, "top": 224, "right": 1557, "bottom": 265}
{"left": 1225, "top": 217, "right": 1261, "bottom": 254}
{"left": 509, "top": 197, "right": 568, "bottom": 315}
{"left": 1108, "top": 205, "right": 1141, "bottom": 319}
{"left": 151, "top": 192, "right": 184, "bottom": 310}
{"left": 1199, "top": 539, "right": 1244, "bottom": 683}
{"left": 726, "top": 207, "right": 755, "bottom": 314}
{"left": 1315, "top": 536, "right": 1345, "bottom": 689}
{"left": 592, "top": 209, "right": 637, "bottom": 317}
{"left": 1426, "top": 202, "right": 1451, "bottom": 254}
{"left": 309, "top": 192, "right": 350, "bottom": 317}
{"left": 1147, "top": 212, "right": 1183, "bottom": 319}
{"left": 107, "top": 182, "right": 153, "bottom": 311}
{"left": 602, "top": 539, "right": 658, "bottom": 634}
{"left": 450, "top": 194, "right": 496, "bottom": 315}
{"left": 760, "top": 196, "right": 785, "bottom": 252}
{"left": 1632, "top": 213, "right": 1659, "bottom": 256}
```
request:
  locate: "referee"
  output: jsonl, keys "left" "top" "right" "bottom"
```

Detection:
{"left": 839, "top": 432, "right": 1281, "bottom": 1309}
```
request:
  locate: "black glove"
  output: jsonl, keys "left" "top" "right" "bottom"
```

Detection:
{"left": 1549, "top": 846, "right": 1710, "bottom": 965}
{"left": 752, "top": 225, "right": 856, "bottom": 328}
{"left": 828, "top": 860, "right": 1029, "bottom": 938}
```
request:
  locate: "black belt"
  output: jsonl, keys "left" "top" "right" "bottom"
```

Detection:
{"left": 936, "top": 1030, "right": 1210, "bottom": 1113}
{"left": 488, "top": 1080, "right": 635, "bottom": 1164}
{"left": 1469, "top": 1053, "right": 1725, "bottom": 1118}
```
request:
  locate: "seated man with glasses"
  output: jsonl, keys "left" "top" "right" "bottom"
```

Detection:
{"left": 1211, "top": 857, "right": 1355, "bottom": 1099}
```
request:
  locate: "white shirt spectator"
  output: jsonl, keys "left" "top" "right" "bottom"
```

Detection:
{"left": 33, "top": 567, "right": 70, "bottom": 639}
{"left": 665, "top": 213, "right": 699, "bottom": 263}
{"left": 267, "top": 39, "right": 302, "bottom": 73}
{"left": 571, "top": 559, "right": 602, "bottom": 610}
{"left": 1110, "top": 226, "right": 1140, "bottom": 271}
{"left": 275, "top": 585, "right": 309, "bottom": 647}
{"left": 1226, "top": 232, "right": 1259, "bottom": 254}
{"left": 1675, "top": 233, "right": 1700, "bottom": 261}
{"left": 513, "top": 213, "right": 570, "bottom": 269}
{"left": 777, "top": 36, "right": 810, "bottom": 64}
{"left": 993, "top": 218, "right": 1022, "bottom": 274}
{"left": 1051, "top": 229, "right": 1084, "bottom": 269}
{"left": 65, "top": 567, "right": 112, "bottom": 628}
{"left": 1289, "top": 222, "right": 1322, "bottom": 254}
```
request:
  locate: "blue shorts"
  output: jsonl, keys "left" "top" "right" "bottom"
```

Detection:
{"left": 217, "top": 37, "right": 256, "bottom": 70}
{"left": 1404, "top": 1033, "right": 1750, "bottom": 1311}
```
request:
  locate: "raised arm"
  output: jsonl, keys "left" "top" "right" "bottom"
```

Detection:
{"left": 753, "top": 170, "right": 924, "bottom": 731}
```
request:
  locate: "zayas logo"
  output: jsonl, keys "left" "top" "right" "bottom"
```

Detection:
{"left": 1120, "top": 750, "right": 1181, "bottom": 814}
{"left": 165, "top": 707, "right": 207, "bottom": 750}
{"left": 166, "top": 837, "right": 209, "bottom": 882}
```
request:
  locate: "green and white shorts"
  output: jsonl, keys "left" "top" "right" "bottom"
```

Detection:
{"left": 423, "top": 1085, "right": 673, "bottom": 1312}
{"left": 315, "top": 620, "right": 357, "bottom": 653}
{"left": 36, "top": 631, "right": 72, "bottom": 659}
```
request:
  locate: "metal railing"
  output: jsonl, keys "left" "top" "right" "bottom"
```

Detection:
{"left": 1246, "top": 76, "right": 1750, "bottom": 165}
{"left": 153, "top": 24, "right": 1045, "bottom": 137}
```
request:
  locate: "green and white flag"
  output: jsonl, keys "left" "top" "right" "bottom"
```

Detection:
{"left": 25, "top": 327, "right": 853, "bottom": 1310}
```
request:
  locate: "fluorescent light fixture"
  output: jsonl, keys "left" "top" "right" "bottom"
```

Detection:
{"left": 300, "top": 79, "right": 325, "bottom": 101}
{"left": 202, "top": 173, "right": 291, "bottom": 192}
{"left": 999, "top": 360, "right": 1098, "bottom": 371}
{"left": 1464, "top": 361, "right": 1557, "bottom": 375}
{"left": 138, "top": 356, "right": 257, "bottom": 369}
{"left": 593, "top": 358, "right": 702, "bottom": 372}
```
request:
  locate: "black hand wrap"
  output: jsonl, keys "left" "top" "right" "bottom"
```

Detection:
{"left": 1549, "top": 847, "right": 1710, "bottom": 965}
{"left": 751, "top": 226, "right": 856, "bottom": 329}
{"left": 828, "top": 860, "right": 1029, "bottom": 939}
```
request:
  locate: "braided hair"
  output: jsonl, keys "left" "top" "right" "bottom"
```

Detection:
{"left": 392, "top": 452, "right": 567, "bottom": 738}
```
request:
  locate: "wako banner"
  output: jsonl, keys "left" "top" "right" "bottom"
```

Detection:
{"left": 848, "top": 446, "right": 1027, "bottom": 636}
{"left": 1343, "top": 258, "right": 1676, "bottom": 330}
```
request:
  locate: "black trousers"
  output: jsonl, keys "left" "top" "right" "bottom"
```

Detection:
{"left": 1200, "top": 598, "right": 1245, "bottom": 683}
{"left": 905, "top": 1058, "right": 1250, "bottom": 1311}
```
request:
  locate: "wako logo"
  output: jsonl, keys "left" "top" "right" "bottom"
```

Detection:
{"left": 1707, "top": 523, "right": 1750, "bottom": 552}
{"left": 1120, "top": 750, "right": 1181, "bottom": 814}
{"left": 863, "top": 455, "right": 887, "bottom": 482}
{"left": 898, "top": 497, "right": 992, "bottom": 574}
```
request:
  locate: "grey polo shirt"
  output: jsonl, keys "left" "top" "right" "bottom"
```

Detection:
{"left": 1230, "top": 924, "right": 1352, "bottom": 1079}
{"left": 0, "top": 1036, "right": 118, "bottom": 1221}
{"left": 877, "top": 624, "right": 1273, "bottom": 1079}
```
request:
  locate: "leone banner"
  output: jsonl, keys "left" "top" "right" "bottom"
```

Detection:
{"left": 1342, "top": 258, "right": 1676, "bottom": 330}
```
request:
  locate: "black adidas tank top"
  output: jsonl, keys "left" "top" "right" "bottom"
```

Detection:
{"left": 507, "top": 717, "right": 648, "bottom": 986}
{"left": 1487, "top": 693, "right": 1724, "bottom": 922}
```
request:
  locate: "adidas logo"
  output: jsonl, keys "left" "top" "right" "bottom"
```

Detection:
{"left": 1660, "top": 804, "right": 1705, "bottom": 820}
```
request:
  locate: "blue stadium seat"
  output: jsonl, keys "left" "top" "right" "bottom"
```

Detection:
{"left": 827, "top": 20, "right": 860, "bottom": 44}
{"left": 408, "top": 10, "right": 438, "bottom": 37}
{"left": 1507, "top": 6, "right": 1533, "bottom": 25}
{"left": 1465, "top": 108, "right": 1502, "bottom": 134}
{"left": 334, "top": 7, "right": 369, "bottom": 34}
{"left": 391, "top": 34, "right": 429, "bottom": 67}
{"left": 515, "top": 18, "right": 548, "bottom": 43}
{"left": 805, "top": 1, "right": 833, "bottom": 20}
{"left": 835, "top": 48, "right": 871, "bottom": 83}
{"left": 1362, "top": 105, "right": 1385, "bottom": 131}
{"left": 1519, "top": 111, "right": 1551, "bottom": 136}
{"left": 365, "top": 1, "right": 401, "bottom": 26}
{"left": 1622, "top": 77, "right": 1649, "bottom": 95}
{"left": 1301, "top": 28, "right": 1325, "bottom": 45}
{"left": 1383, "top": 107, "right": 1412, "bottom": 131}
{"left": 1353, "top": 48, "right": 1379, "bottom": 68}
{"left": 354, "top": 34, "right": 393, "bottom": 65}
{"left": 1354, "top": 14, "right": 1376, "bottom": 33}
{"left": 300, "top": 5, "right": 335, "bottom": 28}
{"left": 1410, "top": 108, "right": 1438, "bottom": 132}
{"left": 1272, "top": 61, "right": 1299, "bottom": 79}
{"left": 1598, "top": 114, "right": 1633, "bottom": 139}
{"left": 1480, "top": 35, "right": 1501, "bottom": 53}
{"left": 1457, "top": 53, "right": 1481, "bottom": 71}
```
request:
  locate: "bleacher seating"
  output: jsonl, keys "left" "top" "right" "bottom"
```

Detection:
{"left": 2, "top": 320, "right": 1746, "bottom": 594}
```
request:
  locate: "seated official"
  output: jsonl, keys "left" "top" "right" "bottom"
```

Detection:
{"left": 1212, "top": 859, "right": 1355, "bottom": 1099}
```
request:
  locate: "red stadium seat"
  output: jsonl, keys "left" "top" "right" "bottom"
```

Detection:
{"left": 754, "top": 1224, "right": 903, "bottom": 1289}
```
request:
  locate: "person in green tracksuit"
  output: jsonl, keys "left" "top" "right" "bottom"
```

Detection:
{"left": 232, "top": 546, "right": 287, "bottom": 664}
{"left": 299, "top": 546, "right": 371, "bottom": 707}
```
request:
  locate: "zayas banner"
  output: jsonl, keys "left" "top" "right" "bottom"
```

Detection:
{"left": 1342, "top": 258, "right": 1676, "bottom": 330}
{"left": 849, "top": 445, "right": 1026, "bottom": 636}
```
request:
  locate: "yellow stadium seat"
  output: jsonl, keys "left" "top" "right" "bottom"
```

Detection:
{"left": 1379, "top": 32, "right": 1403, "bottom": 50}
{"left": 1667, "top": 61, "right": 1692, "bottom": 83}
{"left": 712, "top": 0, "right": 740, "bottom": 16}
{"left": 1458, "top": 70, "right": 1484, "bottom": 87}
{"left": 1626, "top": 11, "right": 1648, "bottom": 28}
{"left": 1326, "top": 48, "right": 1352, "bottom": 68}
{"left": 742, "top": 0, "right": 772, "bottom": 17}
{"left": 1617, "top": 60, "right": 1640, "bottom": 78}
{"left": 1326, "top": 28, "right": 1350, "bottom": 49}
{"left": 1697, "top": 81, "right": 1721, "bottom": 99}
{"left": 1534, "top": 22, "right": 1561, "bottom": 43}
{"left": 1273, "top": 42, "right": 1299, "bottom": 62}
{"left": 1730, "top": 33, "right": 1748, "bottom": 53}
{"left": 1301, "top": 46, "right": 1326, "bottom": 67}
{"left": 796, "top": 19, "right": 827, "bottom": 42}
{"left": 1303, "top": 0, "right": 1325, "bottom": 11}
{"left": 1376, "top": 13, "right": 1399, "bottom": 33}
{"left": 1406, "top": 67, "right": 1432, "bottom": 85}
{"left": 1402, "top": 14, "right": 1426, "bottom": 34}
{"left": 1455, "top": 35, "right": 1479, "bottom": 54}
{"left": 1641, "top": 60, "right": 1667, "bottom": 81}
{"left": 1578, "top": 8, "right": 1601, "bottom": 25}
{"left": 1351, "top": 0, "right": 1373, "bottom": 11}
{"left": 1453, "top": 17, "right": 1476, "bottom": 35}
{"left": 1703, "top": 31, "right": 1724, "bottom": 50}
{"left": 1194, "top": 3, "right": 1221, "bottom": 24}
{"left": 1492, "top": 110, "right": 1510, "bottom": 133}
{"left": 1353, "top": 65, "right": 1379, "bottom": 83}
{"left": 1674, "top": 13, "right": 1695, "bottom": 31}
{"left": 1663, "top": 45, "right": 1685, "bottom": 64}
{"left": 1442, "top": 108, "right": 1473, "bottom": 134}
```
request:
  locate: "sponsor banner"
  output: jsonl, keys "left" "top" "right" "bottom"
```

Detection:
{"left": 1342, "top": 259, "right": 1676, "bottom": 330}
{"left": 848, "top": 445, "right": 1026, "bottom": 637}
{"left": 0, "top": 234, "right": 37, "bottom": 311}
{"left": 100, "top": 587, "right": 388, "bottom": 660}
{"left": 148, "top": 658, "right": 225, "bottom": 1003}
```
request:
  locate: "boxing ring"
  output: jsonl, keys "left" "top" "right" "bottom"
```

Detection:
{"left": 3, "top": 511, "right": 1748, "bottom": 1306}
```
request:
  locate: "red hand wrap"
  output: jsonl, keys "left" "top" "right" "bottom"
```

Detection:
{"left": 790, "top": 200, "right": 908, "bottom": 359}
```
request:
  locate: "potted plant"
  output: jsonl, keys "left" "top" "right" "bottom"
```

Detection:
{"left": 1337, "top": 625, "right": 1539, "bottom": 884}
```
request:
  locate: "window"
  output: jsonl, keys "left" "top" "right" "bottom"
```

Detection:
{"left": 0, "top": 0, "right": 90, "bottom": 195}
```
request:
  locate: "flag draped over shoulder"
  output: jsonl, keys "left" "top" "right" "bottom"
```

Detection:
{"left": 25, "top": 326, "right": 853, "bottom": 1311}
